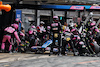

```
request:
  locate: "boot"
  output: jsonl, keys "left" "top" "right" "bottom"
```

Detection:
{"left": 1, "top": 49, "right": 5, "bottom": 53}
{"left": 49, "top": 52, "right": 53, "bottom": 56}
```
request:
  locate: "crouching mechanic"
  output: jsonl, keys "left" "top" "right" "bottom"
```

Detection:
{"left": 1, "top": 24, "right": 21, "bottom": 53}
{"left": 50, "top": 16, "right": 62, "bottom": 56}
{"left": 36, "top": 21, "right": 46, "bottom": 44}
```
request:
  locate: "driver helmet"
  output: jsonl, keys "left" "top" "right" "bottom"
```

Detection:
{"left": 71, "top": 28, "right": 78, "bottom": 35}
{"left": 20, "top": 31, "right": 25, "bottom": 36}
{"left": 15, "top": 18, "right": 22, "bottom": 24}
{"left": 47, "top": 26, "right": 51, "bottom": 29}
{"left": 71, "top": 29, "right": 76, "bottom": 33}
{"left": 90, "top": 21, "right": 96, "bottom": 26}
{"left": 28, "top": 28, "right": 33, "bottom": 34}
{"left": 11, "top": 24, "right": 18, "bottom": 29}
{"left": 32, "top": 25, "right": 36, "bottom": 29}
{"left": 40, "top": 21, "right": 45, "bottom": 25}
{"left": 53, "top": 16, "right": 59, "bottom": 22}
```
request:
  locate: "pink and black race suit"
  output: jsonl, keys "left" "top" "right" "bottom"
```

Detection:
{"left": 1, "top": 26, "right": 21, "bottom": 51}
{"left": 51, "top": 22, "right": 62, "bottom": 33}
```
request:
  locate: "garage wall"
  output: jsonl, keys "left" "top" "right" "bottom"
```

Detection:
{"left": 21, "top": 9, "right": 35, "bottom": 32}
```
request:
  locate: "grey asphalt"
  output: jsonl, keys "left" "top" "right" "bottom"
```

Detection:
{"left": 0, "top": 53, "right": 100, "bottom": 67}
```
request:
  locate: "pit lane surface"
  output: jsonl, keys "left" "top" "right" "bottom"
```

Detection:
{"left": 0, "top": 53, "right": 100, "bottom": 67}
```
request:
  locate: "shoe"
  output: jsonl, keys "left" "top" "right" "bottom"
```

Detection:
{"left": 13, "top": 51, "right": 17, "bottom": 53}
{"left": 79, "top": 54, "right": 84, "bottom": 56}
{"left": 0, "top": 50, "right": 2, "bottom": 53}
{"left": 74, "top": 52, "right": 79, "bottom": 56}
{"left": 65, "top": 53, "right": 67, "bottom": 56}
{"left": 58, "top": 53, "right": 62, "bottom": 56}
{"left": 61, "top": 53, "right": 67, "bottom": 56}
{"left": 9, "top": 51, "right": 12, "bottom": 54}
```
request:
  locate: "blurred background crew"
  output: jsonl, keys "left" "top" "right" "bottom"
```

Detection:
{"left": 37, "top": 21, "right": 46, "bottom": 33}
{"left": 62, "top": 22, "right": 70, "bottom": 31}
{"left": 36, "top": 21, "right": 46, "bottom": 44}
